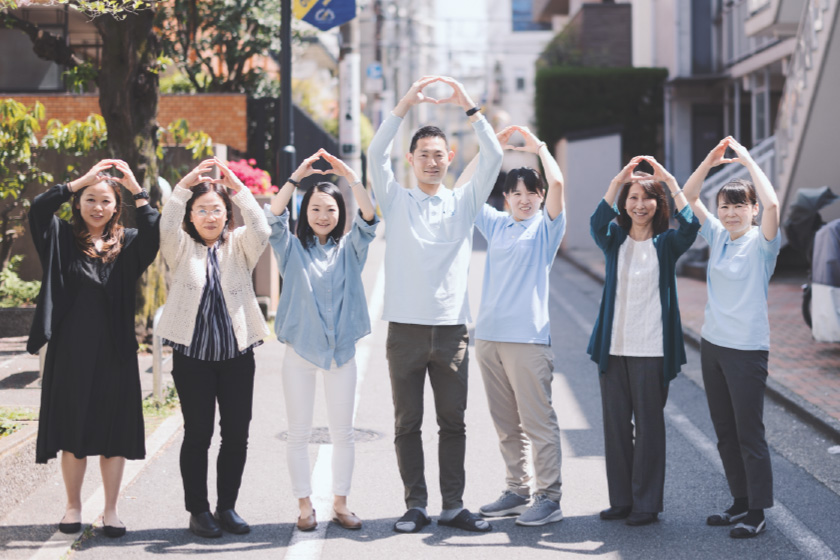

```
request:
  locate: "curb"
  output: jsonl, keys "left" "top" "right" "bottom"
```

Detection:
{"left": 559, "top": 252, "right": 840, "bottom": 445}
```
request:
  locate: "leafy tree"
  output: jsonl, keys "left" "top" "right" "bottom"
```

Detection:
{"left": 0, "top": 98, "right": 107, "bottom": 270}
{"left": 154, "top": 0, "right": 283, "bottom": 94}
{"left": 0, "top": 0, "right": 163, "bottom": 209}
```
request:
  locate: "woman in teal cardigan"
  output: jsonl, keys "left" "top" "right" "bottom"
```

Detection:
{"left": 587, "top": 155, "right": 700, "bottom": 526}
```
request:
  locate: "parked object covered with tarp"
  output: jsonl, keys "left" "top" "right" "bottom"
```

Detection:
{"left": 811, "top": 218, "right": 840, "bottom": 342}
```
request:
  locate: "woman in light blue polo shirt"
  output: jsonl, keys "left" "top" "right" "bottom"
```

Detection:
{"left": 265, "top": 149, "right": 378, "bottom": 533}
{"left": 455, "top": 125, "right": 567, "bottom": 527}
{"left": 588, "top": 156, "right": 700, "bottom": 527}
{"left": 683, "top": 136, "right": 781, "bottom": 539}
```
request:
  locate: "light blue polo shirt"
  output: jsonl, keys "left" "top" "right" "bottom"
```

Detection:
{"left": 367, "top": 113, "right": 503, "bottom": 325}
{"left": 700, "top": 216, "right": 781, "bottom": 351}
{"left": 475, "top": 205, "right": 566, "bottom": 344}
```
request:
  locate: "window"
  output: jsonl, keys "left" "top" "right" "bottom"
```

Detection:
{"left": 0, "top": 28, "right": 64, "bottom": 92}
{"left": 516, "top": 77, "right": 526, "bottom": 91}
{"left": 512, "top": 0, "right": 550, "bottom": 32}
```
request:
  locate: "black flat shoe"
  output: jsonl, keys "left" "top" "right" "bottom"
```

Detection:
{"left": 599, "top": 506, "right": 632, "bottom": 520}
{"left": 58, "top": 521, "right": 82, "bottom": 534}
{"left": 626, "top": 512, "right": 659, "bottom": 526}
{"left": 189, "top": 512, "right": 222, "bottom": 538}
{"left": 214, "top": 509, "right": 250, "bottom": 534}
{"left": 103, "top": 525, "right": 126, "bottom": 538}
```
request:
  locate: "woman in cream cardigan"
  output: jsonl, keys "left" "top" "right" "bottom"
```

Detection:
{"left": 158, "top": 158, "right": 270, "bottom": 539}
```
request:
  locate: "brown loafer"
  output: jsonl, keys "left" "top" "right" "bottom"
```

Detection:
{"left": 296, "top": 509, "right": 317, "bottom": 532}
{"left": 332, "top": 511, "right": 362, "bottom": 530}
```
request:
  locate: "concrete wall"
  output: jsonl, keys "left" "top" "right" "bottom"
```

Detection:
{"left": 556, "top": 131, "right": 622, "bottom": 255}
{"left": 784, "top": 5, "right": 840, "bottom": 224}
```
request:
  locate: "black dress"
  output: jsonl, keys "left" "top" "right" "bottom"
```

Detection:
{"left": 29, "top": 184, "right": 160, "bottom": 464}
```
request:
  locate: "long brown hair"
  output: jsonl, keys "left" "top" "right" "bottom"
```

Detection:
{"left": 71, "top": 180, "right": 125, "bottom": 263}
{"left": 616, "top": 172, "right": 671, "bottom": 235}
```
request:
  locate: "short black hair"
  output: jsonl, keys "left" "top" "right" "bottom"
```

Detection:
{"left": 717, "top": 178, "right": 758, "bottom": 225}
{"left": 297, "top": 182, "right": 347, "bottom": 248}
{"left": 183, "top": 182, "right": 235, "bottom": 245}
{"left": 502, "top": 167, "right": 544, "bottom": 196}
{"left": 409, "top": 125, "right": 448, "bottom": 154}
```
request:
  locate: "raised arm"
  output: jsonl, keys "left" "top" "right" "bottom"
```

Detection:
{"left": 682, "top": 138, "right": 737, "bottom": 225}
{"left": 110, "top": 159, "right": 160, "bottom": 268}
{"left": 320, "top": 151, "right": 375, "bottom": 222}
{"left": 161, "top": 159, "right": 216, "bottom": 262}
{"left": 269, "top": 150, "right": 331, "bottom": 216}
{"left": 453, "top": 126, "right": 516, "bottom": 190}
{"left": 30, "top": 160, "right": 118, "bottom": 255}
{"left": 109, "top": 159, "right": 149, "bottom": 209}
{"left": 516, "top": 126, "right": 564, "bottom": 218}
{"left": 642, "top": 155, "right": 687, "bottom": 211}
{"left": 727, "top": 137, "right": 780, "bottom": 241}
{"left": 215, "top": 158, "right": 270, "bottom": 267}
{"left": 604, "top": 156, "right": 645, "bottom": 206}
{"left": 435, "top": 76, "right": 502, "bottom": 211}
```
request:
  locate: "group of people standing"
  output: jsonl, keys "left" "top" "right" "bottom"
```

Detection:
{"left": 28, "top": 75, "right": 779, "bottom": 542}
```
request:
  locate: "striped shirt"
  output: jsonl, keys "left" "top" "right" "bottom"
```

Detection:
{"left": 164, "top": 242, "right": 260, "bottom": 361}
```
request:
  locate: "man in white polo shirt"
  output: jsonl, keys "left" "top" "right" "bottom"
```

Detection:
{"left": 368, "top": 76, "right": 503, "bottom": 533}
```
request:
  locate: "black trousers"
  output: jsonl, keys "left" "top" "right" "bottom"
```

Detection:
{"left": 171, "top": 350, "right": 255, "bottom": 515}
{"left": 701, "top": 339, "right": 773, "bottom": 509}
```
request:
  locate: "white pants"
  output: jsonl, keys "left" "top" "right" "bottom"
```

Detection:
{"left": 282, "top": 349, "right": 357, "bottom": 498}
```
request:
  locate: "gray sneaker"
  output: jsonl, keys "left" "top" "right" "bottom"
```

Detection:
{"left": 515, "top": 494, "right": 563, "bottom": 526}
{"left": 479, "top": 490, "right": 530, "bottom": 517}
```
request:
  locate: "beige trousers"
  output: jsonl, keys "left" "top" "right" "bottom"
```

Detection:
{"left": 476, "top": 340, "right": 563, "bottom": 502}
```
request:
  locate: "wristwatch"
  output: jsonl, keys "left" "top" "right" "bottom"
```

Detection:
{"left": 133, "top": 190, "right": 150, "bottom": 200}
{"left": 465, "top": 106, "right": 482, "bottom": 117}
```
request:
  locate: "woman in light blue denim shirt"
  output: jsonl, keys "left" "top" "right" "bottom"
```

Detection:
{"left": 683, "top": 137, "right": 781, "bottom": 540}
{"left": 265, "top": 149, "right": 378, "bottom": 533}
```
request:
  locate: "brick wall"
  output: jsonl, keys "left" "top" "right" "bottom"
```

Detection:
{"left": 7, "top": 93, "right": 247, "bottom": 152}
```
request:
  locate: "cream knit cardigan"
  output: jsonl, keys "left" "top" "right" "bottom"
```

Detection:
{"left": 157, "top": 185, "right": 271, "bottom": 351}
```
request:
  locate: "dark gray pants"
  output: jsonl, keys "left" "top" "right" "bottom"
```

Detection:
{"left": 600, "top": 355, "right": 668, "bottom": 513}
{"left": 701, "top": 339, "right": 773, "bottom": 509}
{"left": 386, "top": 322, "right": 469, "bottom": 510}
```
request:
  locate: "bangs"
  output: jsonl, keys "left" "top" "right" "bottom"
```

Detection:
{"left": 717, "top": 179, "right": 756, "bottom": 206}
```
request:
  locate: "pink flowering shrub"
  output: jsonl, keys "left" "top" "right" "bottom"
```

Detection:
{"left": 227, "top": 159, "right": 279, "bottom": 195}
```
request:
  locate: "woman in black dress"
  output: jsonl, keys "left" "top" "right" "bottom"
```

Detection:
{"left": 29, "top": 159, "right": 160, "bottom": 538}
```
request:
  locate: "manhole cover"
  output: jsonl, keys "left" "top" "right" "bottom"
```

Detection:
{"left": 277, "top": 427, "right": 383, "bottom": 444}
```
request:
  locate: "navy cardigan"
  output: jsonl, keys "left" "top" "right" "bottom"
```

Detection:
{"left": 586, "top": 199, "right": 700, "bottom": 386}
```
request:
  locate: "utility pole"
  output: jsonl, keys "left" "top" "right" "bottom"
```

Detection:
{"left": 279, "top": 0, "right": 295, "bottom": 216}
{"left": 339, "top": 15, "right": 362, "bottom": 220}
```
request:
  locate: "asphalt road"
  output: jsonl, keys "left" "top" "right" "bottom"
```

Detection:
{"left": 3, "top": 230, "right": 839, "bottom": 560}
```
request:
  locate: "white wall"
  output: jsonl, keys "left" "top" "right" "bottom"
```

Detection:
{"left": 556, "top": 132, "right": 623, "bottom": 253}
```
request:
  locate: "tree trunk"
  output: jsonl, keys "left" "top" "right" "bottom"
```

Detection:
{"left": 94, "top": 9, "right": 162, "bottom": 218}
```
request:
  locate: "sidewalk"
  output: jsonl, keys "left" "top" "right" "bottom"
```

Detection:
{"left": 0, "top": 336, "right": 171, "bottom": 524}
{"left": 562, "top": 246, "right": 840, "bottom": 442}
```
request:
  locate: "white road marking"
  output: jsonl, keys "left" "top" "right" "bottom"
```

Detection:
{"left": 285, "top": 258, "right": 385, "bottom": 560}
{"left": 555, "top": 265, "right": 838, "bottom": 560}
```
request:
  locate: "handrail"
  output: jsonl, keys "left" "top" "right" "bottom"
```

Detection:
{"left": 699, "top": 135, "right": 777, "bottom": 208}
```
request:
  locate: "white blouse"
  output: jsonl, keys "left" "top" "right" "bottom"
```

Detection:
{"left": 609, "top": 237, "right": 664, "bottom": 357}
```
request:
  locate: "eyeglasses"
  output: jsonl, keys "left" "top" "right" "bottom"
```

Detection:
{"left": 193, "top": 208, "right": 226, "bottom": 218}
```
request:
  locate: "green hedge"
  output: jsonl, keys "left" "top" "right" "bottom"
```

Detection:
{"left": 535, "top": 66, "right": 668, "bottom": 162}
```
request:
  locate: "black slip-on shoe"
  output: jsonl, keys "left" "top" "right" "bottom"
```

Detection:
{"left": 189, "top": 512, "right": 222, "bottom": 538}
{"left": 215, "top": 509, "right": 250, "bottom": 534}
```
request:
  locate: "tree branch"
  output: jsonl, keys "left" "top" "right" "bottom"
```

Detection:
{"left": 0, "top": 11, "right": 84, "bottom": 67}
